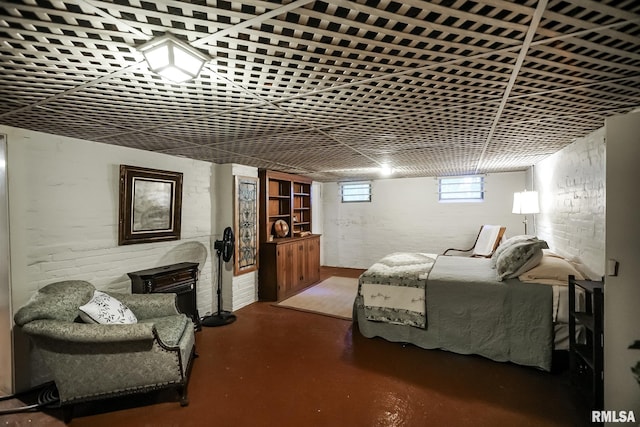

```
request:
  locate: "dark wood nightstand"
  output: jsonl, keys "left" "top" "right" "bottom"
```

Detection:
{"left": 569, "top": 275, "right": 604, "bottom": 410}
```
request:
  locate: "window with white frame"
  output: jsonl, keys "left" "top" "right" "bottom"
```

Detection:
{"left": 438, "top": 175, "right": 484, "bottom": 202}
{"left": 340, "top": 182, "right": 371, "bottom": 203}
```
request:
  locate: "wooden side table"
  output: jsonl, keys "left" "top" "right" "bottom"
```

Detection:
{"left": 128, "top": 262, "right": 201, "bottom": 330}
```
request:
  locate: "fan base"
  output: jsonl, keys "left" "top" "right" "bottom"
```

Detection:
{"left": 201, "top": 311, "right": 237, "bottom": 327}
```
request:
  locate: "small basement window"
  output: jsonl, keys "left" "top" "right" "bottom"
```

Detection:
{"left": 340, "top": 182, "right": 371, "bottom": 203}
{"left": 438, "top": 176, "right": 484, "bottom": 202}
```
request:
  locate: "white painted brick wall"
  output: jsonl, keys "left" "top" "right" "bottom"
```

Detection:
{"left": 212, "top": 163, "right": 258, "bottom": 313}
{"left": 320, "top": 172, "right": 527, "bottom": 268}
{"left": 3, "top": 126, "right": 215, "bottom": 316}
{"left": 232, "top": 271, "right": 258, "bottom": 311}
{"left": 533, "top": 127, "right": 605, "bottom": 278}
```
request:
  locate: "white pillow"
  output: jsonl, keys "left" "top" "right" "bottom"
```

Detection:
{"left": 542, "top": 249, "right": 563, "bottom": 258}
{"left": 78, "top": 290, "right": 138, "bottom": 324}
{"left": 518, "top": 255, "right": 585, "bottom": 286}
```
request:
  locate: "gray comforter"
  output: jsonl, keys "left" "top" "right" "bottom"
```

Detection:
{"left": 355, "top": 255, "right": 554, "bottom": 371}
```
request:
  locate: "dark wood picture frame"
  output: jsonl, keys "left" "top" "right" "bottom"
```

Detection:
{"left": 119, "top": 165, "right": 183, "bottom": 245}
{"left": 234, "top": 175, "right": 259, "bottom": 275}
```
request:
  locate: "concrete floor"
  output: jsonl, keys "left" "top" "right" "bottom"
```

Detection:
{"left": 1, "top": 267, "right": 589, "bottom": 426}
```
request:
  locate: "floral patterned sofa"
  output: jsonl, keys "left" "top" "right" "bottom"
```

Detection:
{"left": 13, "top": 280, "right": 196, "bottom": 418}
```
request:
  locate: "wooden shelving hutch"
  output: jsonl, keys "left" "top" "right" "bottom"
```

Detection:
{"left": 258, "top": 170, "right": 320, "bottom": 301}
{"left": 292, "top": 180, "right": 312, "bottom": 236}
{"left": 569, "top": 275, "right": 604, "bottom": 411}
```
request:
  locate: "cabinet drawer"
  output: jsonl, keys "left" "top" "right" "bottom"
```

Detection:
{"left": 152, "top": 279, "right": 195, "bottom": 294}
{"left": 151, "top": 271, "right": 195, "bottom": 292}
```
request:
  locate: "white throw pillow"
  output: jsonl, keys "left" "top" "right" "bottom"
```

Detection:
{"left": 78, "top": 290, "right": 138, "bottom": 324}
{"left": 519, "top": 255, "right": 585, "bottom": 286}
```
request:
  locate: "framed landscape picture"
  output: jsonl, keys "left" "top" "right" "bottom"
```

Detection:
{"left": 119, "top": 165, "right": 183, "bottom": 245}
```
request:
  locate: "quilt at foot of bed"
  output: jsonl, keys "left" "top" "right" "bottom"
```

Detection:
{"left": 358, "top": 252, "right": 436, "bottom": 328}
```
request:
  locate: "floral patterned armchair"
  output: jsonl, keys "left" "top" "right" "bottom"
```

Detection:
{"left": 13, "top": 280, "right": 196, "bottom": 418}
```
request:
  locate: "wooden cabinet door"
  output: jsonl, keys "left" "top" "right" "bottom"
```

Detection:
{"left": 263, "top": 236, "right": 322, "bottom": 300}
{"left": 306, "top": 236, "right": 320, "bottom": 285}
{"left": 292, "top": 240, "right": 306, "bottom": 289}
{"left": 276, "top": 242, "right": 295, "bottom": 299}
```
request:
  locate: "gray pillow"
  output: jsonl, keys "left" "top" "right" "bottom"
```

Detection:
{"left": 491, "top": 235, "right": 547, "bottom": 268}
{"left": 496, "top": 240, "right": 546, "bottom": 280}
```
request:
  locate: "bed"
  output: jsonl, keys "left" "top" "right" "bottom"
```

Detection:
{"left": 353, "top": 238, "right": 585, "bottom": 372}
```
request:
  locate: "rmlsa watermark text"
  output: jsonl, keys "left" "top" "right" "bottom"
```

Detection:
{"left": 592, "top": 410, "right": 636, "bottom": 423}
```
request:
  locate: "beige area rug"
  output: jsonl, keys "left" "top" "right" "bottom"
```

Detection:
{"left": 275, "top": 276, "right": 359, "bottom": 320}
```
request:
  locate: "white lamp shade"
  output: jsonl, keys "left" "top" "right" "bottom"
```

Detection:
{"left": 512, "top": 191, "right": 540, "bottom": 214}
{"left": 140, "top": 35, "right": 207, "bottom": 83}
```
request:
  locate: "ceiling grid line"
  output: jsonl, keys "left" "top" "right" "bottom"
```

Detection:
{"left": 192, "top": 0, "right": 315, "bottom": 47}
{"left": 79, "top": 0, "right": 151, "bottom": 39}
{"left": 199, "top": 64, "right": 383, "bottom": 168}
{"left": 475, "top": 0, "right": 549, "bottom": 174}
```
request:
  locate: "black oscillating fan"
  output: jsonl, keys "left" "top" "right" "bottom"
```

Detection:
{"left": 202, "top": 227, "right": 237, "bottom": 327}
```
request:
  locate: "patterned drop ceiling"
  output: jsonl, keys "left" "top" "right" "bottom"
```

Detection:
{"left": 1, "top": 0, "right": 639, "bottom": 181}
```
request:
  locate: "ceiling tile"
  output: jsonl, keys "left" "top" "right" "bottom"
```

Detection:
{"left": 0, "top": 0, "right": 638, "bottom": 181}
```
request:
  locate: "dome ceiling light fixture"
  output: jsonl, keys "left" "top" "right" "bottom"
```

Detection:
{"left": 138, "top": 34, "right": 209, "bottom": 84}
{"left": 380, "top": 164, "right": 394, "bottom": 177}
